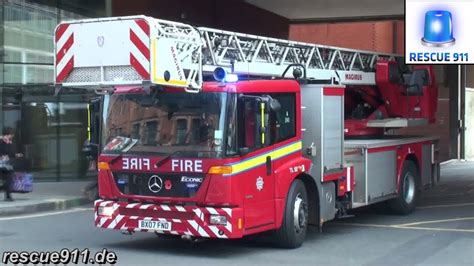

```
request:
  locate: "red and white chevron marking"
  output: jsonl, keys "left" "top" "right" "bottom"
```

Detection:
{"left": 94, "top": 200, "right": 236, "bottom": 239}
{"left": 55, "top": 23, "right": 74, "bottom": 83}
{"left": 129, "top": 19, "right": 150, "bottom": 80}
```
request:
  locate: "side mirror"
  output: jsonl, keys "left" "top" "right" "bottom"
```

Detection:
{"left": 239, "top": 147, "right": 250, "bottom": 156}
{"left": 269, "top": 98, "right": 281, "bottom": 112}
{"left": 88, "top": 97, "right": 102, "bottom": 144}
{"left": 82, "top": 142, "right": 99, "bottom": 159}
{"left": 90, "top": 98, "right": 101, "bottom": 112}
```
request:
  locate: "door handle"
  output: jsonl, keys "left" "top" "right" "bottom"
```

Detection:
{"left": 306, "top": 142, "right": 316, "bottom": 157}
{"left": 266, "top": 156, "right": 272, "bottom": 175}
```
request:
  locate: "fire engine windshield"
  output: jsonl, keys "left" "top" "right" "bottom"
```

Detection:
{"left": 101, "top": 92, "right": 228, "bottom": 157}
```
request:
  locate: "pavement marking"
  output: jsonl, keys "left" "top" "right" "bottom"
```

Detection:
{"left": 422, "top": 193, "right": 468, "bottom": 198}
{"left": 399, "top": 226, "right": 474, "bottom": 233}
{"left": 0, "top": 207, "right": 93, "bottom": 221}
{"left": 416, "top": 202, "right": 474, "bottom": 209}
{"left": 396, "top": 217, "right": 474, "bottom": 227}
{"left": 334, "top": 222, "right": 474, "bottom": 233}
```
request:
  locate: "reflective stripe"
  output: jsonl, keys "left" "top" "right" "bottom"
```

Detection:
{"left": 225, "top": 140, "right": 302, "bottom": 176}
{"left": 346, "top": 167, "right": 351, "bottom": 191}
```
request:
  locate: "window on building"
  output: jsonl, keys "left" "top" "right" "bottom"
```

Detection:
{"left": 144, "top": 121, "right": 158, "bottom": 145}
{"left": 176, "top": 119, "right": 187, "bottom": 144}
{"left": 191, "top": 118, "right": 201, "bottom": 143}
{"left": 131, "top": 123, "right": 140, "bottom": 140}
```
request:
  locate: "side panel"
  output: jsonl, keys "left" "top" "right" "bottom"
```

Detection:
{"left": 346, "top": 138, "right": 440, "bottom": 209}
{"left": 55, "top": 18, "right": 151, "bottom": 85}
{"left": 323, "top": 96, "right": 344, "bottom": 171}
{"left": 300, "top": 85, "right": 344, "bottom": 223}
{"left": 344, "top": 149, "right": 366, "bottom": 205}
{"left": 301, "top": 85, "right": 323, "bottom": 182}
{"left": 366, "top": 150, "right": 397, "bottom": 203}
{"left": 319, "top": 182, "right": 337, "bottom": 224}
{"left": 421, "top": 144, "right": 432, "bottom": 187}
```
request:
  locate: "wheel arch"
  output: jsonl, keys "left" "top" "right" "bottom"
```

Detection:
{"left": 297, "top": 173, "right": 320, "bottom": 226}
{"left": 397, "top": 154, "right": 420, "bottom": 193}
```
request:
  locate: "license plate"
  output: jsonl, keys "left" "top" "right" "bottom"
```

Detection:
{"left": 138, "top": 220, "right": 172, "bottom": 231}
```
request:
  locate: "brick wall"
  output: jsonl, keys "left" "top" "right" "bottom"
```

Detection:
{"left": 112, "top": 0, "right": 289, "bottom": 38}
{"left": 289, "top": 20, "right": 404, "bottom": 54}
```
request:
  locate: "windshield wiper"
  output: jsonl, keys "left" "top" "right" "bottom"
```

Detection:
{"left": 154, "top": 150, "right": 185, "bottom": 168}
{"left": 108, "top": 153, "right": 123, "bottom": 164}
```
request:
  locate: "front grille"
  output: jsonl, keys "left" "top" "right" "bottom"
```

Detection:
{"left": 113, "top": 172, "right": 205, "bottom": 198}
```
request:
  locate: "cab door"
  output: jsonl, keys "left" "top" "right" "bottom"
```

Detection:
{"left": 236, "top": 96, "right": 276, "bottom": 230}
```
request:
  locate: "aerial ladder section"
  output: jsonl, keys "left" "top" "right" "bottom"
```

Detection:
{"left": 54, "top": 15, "right": 403, "bottom": 91}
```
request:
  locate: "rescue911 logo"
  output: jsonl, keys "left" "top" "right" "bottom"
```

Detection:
{"left": 405, "top": 0, "right": 473, "bottom": 64}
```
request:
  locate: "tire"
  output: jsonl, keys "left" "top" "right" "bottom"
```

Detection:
{"left": 275, "top": 179, "right": 308, "bottom": 248}
{"left": 389, "top": 161, "right": 419, "bottom": 215}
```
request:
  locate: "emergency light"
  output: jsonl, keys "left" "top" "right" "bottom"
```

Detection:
{"left": 213, "top": 67, "right": 238, "bottom": 83}
{"left": 421, "top": 10, "right": 455, "bottom": 47}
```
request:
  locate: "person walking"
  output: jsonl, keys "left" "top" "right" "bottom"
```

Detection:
{"left": 0, "top": 127, "right": 17, "bottom": 201}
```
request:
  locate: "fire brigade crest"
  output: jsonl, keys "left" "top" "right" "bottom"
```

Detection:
{"left": 256, "top": 176, "right": 264, "bottom": 191}
{"left": 97, "top": 36, "right": 105, "bottom": 47}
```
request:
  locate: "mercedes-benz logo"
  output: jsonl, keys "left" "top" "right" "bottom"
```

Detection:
{"left": 148, "top": 175, "right": 163, "bottom": 193}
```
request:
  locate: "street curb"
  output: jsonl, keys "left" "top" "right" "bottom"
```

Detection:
{"left": 440, "top": 159, "right": 458, "bottom": 166}
{"left": 0, "top": 197, "right": 92, "bottom": 217}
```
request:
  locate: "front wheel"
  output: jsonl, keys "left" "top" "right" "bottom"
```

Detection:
{"left": 389, "top": 161, "right": 419, "bottom": 214}
{"left": 275, "top": 179, "right": 308, "bottom": 248}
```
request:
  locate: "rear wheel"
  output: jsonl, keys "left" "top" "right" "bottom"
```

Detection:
{"left": 275, "top": 179, "right": 308, "bottom": 248}
{"left": 389, "top": 161, "right": 419, "bottom": 214}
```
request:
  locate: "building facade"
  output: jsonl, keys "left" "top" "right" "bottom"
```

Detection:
{"left": 0, "top": 0, "right": 108, "bottom": 181}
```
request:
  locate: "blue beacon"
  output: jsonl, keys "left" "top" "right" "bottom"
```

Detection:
{"left": 421, "top": 10, "right": 455, "bottom": 47}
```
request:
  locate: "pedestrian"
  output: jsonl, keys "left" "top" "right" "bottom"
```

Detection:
{"left": 0, "top": 127, "right": 19, "bottom": 201}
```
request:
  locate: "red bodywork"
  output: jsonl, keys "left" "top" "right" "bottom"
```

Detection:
{"left": 96, "top": 80, "right": 313, "bottom": 237}
{"left": 344, "top": 61, "right": 438, "bottom": 136}
{"left": 96, "top": 71, "right": 439, "bottom": 238}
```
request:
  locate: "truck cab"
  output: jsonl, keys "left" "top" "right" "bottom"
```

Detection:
{"left": 97, "top": 80, "right": 309, "bottom": 240}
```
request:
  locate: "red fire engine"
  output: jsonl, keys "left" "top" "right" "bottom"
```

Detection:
{"left": 54, "top": 16, "right": 440, "bottom": 248}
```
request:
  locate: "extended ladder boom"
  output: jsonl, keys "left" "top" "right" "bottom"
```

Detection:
{"left": 199, "top": 27, "right": 402, "bottom": 85}
{"left": 54, "top": 15, "right": 403, "bottom": 89}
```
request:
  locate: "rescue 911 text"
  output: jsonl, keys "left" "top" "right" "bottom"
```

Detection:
{"left": 409, "top": 52, "right": 469, "bottom": 62}
{"left": 2, "top": 248, "right": 117, "bottom": 265}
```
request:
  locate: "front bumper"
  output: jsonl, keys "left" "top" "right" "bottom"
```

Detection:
{"left": 94, "top": 199, "right": 243, "bottom": 239}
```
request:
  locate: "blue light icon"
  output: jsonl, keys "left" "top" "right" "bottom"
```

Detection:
{"left": 422, "top": 10, "right": 455, "bottom": 47}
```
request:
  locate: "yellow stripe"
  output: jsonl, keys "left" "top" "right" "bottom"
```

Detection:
{"left": 155, "top": 78, "right": 188, "bottom": 86}
{"left": 260, "top": 102, "right": 265, "bottom": 144}
{"left": 229, "top": 141, "right": 302, "bottom": 175}
{"left": 87, "top": 103, "right": 91, "bottom": 141}
{"left": 152, "top": 38, "right": 157, "bottom": 82}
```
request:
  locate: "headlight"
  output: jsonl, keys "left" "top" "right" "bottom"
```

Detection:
{"left": 97, "top": 206, "right": 114, "bottom": 217}
{"left": 209, "top": 215, "right": 227, "bottom": 225}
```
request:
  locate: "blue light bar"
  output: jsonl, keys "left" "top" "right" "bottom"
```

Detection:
{"left": 422, "top": 10, "right": 455, "bottom": 47}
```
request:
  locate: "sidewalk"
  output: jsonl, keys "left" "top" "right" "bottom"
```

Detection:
{"left": 0, "top": 181, "right": 93, "bottom": 217}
